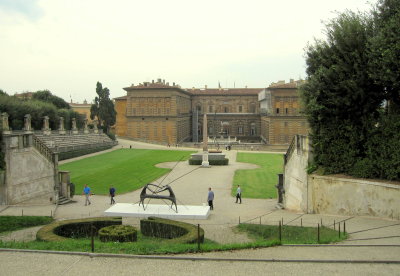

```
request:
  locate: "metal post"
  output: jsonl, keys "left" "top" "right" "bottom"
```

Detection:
{"left": 344, "top": 221, "right": 346, "bottom": 234}
{"left": 239, "top": 216, "right": 240, "bottom": 225}
{"left": 91, "top": 225, "right": 94, "bottom": 253}
{"left": 22, "top": 209, "right": 23, "bottom": 216}
{"left": 197, "top": 224, "right": 200, "bottom": 251}
{"left": 279, "top": 221, "right": 282, "bottom": 242}
{"left": 301, "top": 218, "right": 303, "bottom": 227}
{"left": 334, "top": 220, "right": 336, "bottom": 230}
{"left": 260, "top": 217, "right": 261, "bottom": 225}
{"left": 320, "top": 218, "right": 323, "bottom": 227}
{"left": 338, "top": 222, "right": 341, "bottom": 238}
{"left": 51, "top": 210, "right": 52, "bottom": 217}
{"left": 317, "top": 223, "right": 320, "bottom": 243}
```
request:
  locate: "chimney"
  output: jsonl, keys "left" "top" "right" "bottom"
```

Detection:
{"left": 157, "top": 78, "right": 161, "bottom": 83}
{"left": 173, "top": 82, "right": 175, "bottom": 86}
{"left": 163, "top": 79, "right": 165, "bottom": 84}
{"left": 166, "top": 82, "right": 169, "bottom": 86}
{"left": 205, "top": 85, "right": 207, "bottom": 89}
{"left": 152, "top": 80, "right": 154, "bottom": 83}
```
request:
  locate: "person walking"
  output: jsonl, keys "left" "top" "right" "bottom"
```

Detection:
{"left": 109, "top": 186, "right": 116, "bottom": 205}
{"left": 207, "top": 187, "right": 214, "bottom": 210}
{"left": 235, "top": 185, "right": 242, "bottom": 204}
{"left": 83, "top": 184, "right": 91, "bottom": 206}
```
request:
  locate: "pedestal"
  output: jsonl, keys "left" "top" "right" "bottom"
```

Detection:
{"left": 201, "top": 151, "right": 211, "bottom": 167}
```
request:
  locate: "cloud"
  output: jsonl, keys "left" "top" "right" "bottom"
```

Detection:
{"left": 0, "top": 0, "right": 43, "bottom": 20}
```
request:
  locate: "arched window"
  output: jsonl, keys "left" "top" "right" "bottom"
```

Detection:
{"left": 250, "top": 122, "right": 256, "bottom": 136}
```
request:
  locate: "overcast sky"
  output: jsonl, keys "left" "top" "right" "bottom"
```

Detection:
{"left": 0, "top": 0, "right": 376, "bottom": 103}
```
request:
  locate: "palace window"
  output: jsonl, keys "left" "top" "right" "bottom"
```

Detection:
{"left": 238, "top": 126, "right": 243, "bottom": 135}
{"left": 276, "top": 108, "right": 280, "bottom": 114}
{"left": 250, "top": 123, "right": 256, "bottom": 136}
{"left": 224, "top": 107, "right": 229, "bottom": 113}
{"left": 209, "top": 105, "right": 213, "bottom": 112}
{"left": 238, "top": 105, "right": 243, "bottom": 112}
{"left": 285, "top": 108, "right": 288, "bottom": 114}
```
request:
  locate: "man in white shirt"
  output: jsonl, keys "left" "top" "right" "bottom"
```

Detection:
{"left": 235, "top": 185, "right": 242, "bottom": 204}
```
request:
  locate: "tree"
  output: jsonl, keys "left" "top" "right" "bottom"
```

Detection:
{"left": 90, "top": 82, "right": 116, "bottom": 133}
{"left": 368, "top": 0, "right": 400, "bottom": 113}
{"left": 32, "top": 90, "right": 70, "bottom": 109}
{"left": 301, "top": 11, "right": 381, "bottom": 174}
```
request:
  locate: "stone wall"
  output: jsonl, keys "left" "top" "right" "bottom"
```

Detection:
{"left": 309, "top": 175, "right": 400, "bottom": 219}
{"left": 283, "top": 135, "right": 400, "bottom": 219}
{"left": 1, "top": 133, "right": 56, "bottom": 205}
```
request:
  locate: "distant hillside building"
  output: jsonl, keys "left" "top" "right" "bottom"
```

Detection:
{"left": 114, "top": 79, "right": 309, "bottom": 146}
{"left": 69, "top": 100, "right": 92, "bottom": 122}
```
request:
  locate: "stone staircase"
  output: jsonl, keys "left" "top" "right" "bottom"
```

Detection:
{"left": 58, "top": 195, "right": 73, "bottom": 205}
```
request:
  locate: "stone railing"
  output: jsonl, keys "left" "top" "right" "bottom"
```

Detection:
{"left": 32, "top": 134, "right": 56, "bottom": 164}
{"left": 284, "top": 135, "right": 297, "bottom": 165}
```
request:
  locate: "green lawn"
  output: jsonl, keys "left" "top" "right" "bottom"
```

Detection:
{"left": 59, "top": 149, "right": 195, "bottom": 195}
{"left": 232, "top": 152, "right": 283, "bottom": 199}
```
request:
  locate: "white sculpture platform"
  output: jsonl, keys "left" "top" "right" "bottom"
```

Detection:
{"left": 104, "top": 203, "right": 210, "bottom": 220}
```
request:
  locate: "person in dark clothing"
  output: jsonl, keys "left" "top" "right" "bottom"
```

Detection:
{"left": 109, "top": 186, "right": 116, "bottom": 205}
{"left": 207, "top": 187, "right": 214, "bottom": 210}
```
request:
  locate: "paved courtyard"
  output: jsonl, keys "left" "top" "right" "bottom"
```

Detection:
{"left": 0, "top": 138, "right": 399, "bottom": 275}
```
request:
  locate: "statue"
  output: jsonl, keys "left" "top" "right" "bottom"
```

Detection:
{"left": 83, "top": 119, "right": 89, "bottom": 134}
{"left": 23, "top": 114, "right": 32, "bottom": 132}
{"left": 59, "top": 117, "right": 66, "bottom": 134}
{"left": 1, "top": 112, "right": 11, "bottom": 134}
{"left": 71, "top": 118, "right": 78, "bottom": 134}
{"left": 42, "top": 116, "right": 51, "bottom": 135}
{"left": 139, "top": 184, "right": 177, "bottom": 213}
{"left": 93, "top": 119, "right": 99, "bottom": 134}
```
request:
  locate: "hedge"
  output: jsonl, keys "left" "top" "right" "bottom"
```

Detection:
{"left": 58, "top": 145, "right": 114, "bottom": 161}
{"left": 188, "top": 158, "right": 229, "bottom": 166}
{"left": 36, "top": 217, "right": 122, "bottom": 242}
{"left": 140, "top": 217, "right": 204, "bottom": 244}
{"left": 99, "top": 225, "right": 137, "bottom": 242}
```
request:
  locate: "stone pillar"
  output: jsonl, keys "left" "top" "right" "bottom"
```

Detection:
{"left": 83, "top": 119, "right": 89, "bottom": 134}
{"left": 71, "top": 118, "right": 78, "bottom": 134}
{"left": 59, "top": 117, "right": 66, "bottom": 135}
{"left": 93, "top": 120, "right": 99, "bottom": 134}
{"left": 23, "top": 114, "right": 32, "bottom": 133}
{"left": 1, "top": 112, "right": 11, "bottom": 134}
{"left": 201, "top": 113, "right": 210, "bottom": 167}
{"left": 42, "top": 116, "right": 51, "bottom": 135}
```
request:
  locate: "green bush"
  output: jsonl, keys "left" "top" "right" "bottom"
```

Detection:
{"left": 99, "top": 225, "right": 137, "bottom": 242}
{"left": 36, "top": 217, "right": 121, "bottom": 241}
{"left": 58, "top": 145, "right": 113, "bottom": 161}
{"left": 188, "top": 158, "right": 229, "bottom": 166}
{"left": 140, "top": 217, "right": 204, "bottom": 244}
{"left": 0, "top": 216, "right": 53, "bottom": 234}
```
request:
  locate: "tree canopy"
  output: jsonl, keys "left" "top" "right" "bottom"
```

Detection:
{"left": 31, "top": 90, "right": 71, "bottom": 109}
{"left": 301, "top": 0, "right": 400, "bottom": 180}
{"left": 90, "top": 82, "right": 116, "bottom": 133}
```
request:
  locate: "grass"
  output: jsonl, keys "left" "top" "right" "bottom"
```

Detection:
{"left": 0, "top": 216, "right": 54, "bottom": 234}
{"left": 59, "top": 149, "right": 195, "bottom": 195}
{"left": 232, "top": 152, "right": 283, "bottom": 198}
{"left": 237, "top": 223, "right": 347, "bottom": 244}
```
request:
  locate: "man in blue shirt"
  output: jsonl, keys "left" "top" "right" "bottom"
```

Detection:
{"left": 207, "top": 187, "right": 214, "bottom": 210}
{"left": 109, "top": 186, "right": 116, "bottom": 205}
{"left": 83, "top": 184, "right": 91, "bottom": 206}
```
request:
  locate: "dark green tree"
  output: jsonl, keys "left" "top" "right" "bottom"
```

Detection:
{"left": 368, "top": 0, "right": 400, "bottom": 113}
{"left": 301, "top": 11, "right": 381, "bottom": 174}
{"left": 90, "top": 82, "right": 116, "bottom": 133}
{"left": 32, "top": 90, "right": 70, "bottom": 109}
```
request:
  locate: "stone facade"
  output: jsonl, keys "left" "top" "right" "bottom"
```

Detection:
{"left": 69, "top": 101, "right": 93, "bottom": 123}
{"left": 115, "top": 79, "right": 309, "bottom": 145}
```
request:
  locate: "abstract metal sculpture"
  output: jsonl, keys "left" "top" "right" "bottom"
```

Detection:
{"left": 139, "top": 183, "right": 178, "bottom": 213}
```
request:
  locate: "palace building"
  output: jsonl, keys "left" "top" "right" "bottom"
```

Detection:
{"left": 114, "top": 79, "right": 309, "bottom": 146}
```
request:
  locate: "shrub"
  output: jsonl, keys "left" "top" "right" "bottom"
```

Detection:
{"left": 36, "top": 217, "right": 121, "bottom": 241}
{"left": 188, "top": 158, "right": 229, "bottom": 166}
{"left": 140, "top": 217, "right": 204, "bottom": 244}
{"left": 58, "top": 145, "right": 113, "bottom": 161}
{"left": 99, "top": 225, "right": 137, "bottom": 242}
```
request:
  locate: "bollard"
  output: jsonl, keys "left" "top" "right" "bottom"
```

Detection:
{"left": 281, "top": 217, "right": 283, "bottom": 225}
{"left": 279, "top": 221, "right": 282, "bottom": 242}
{"left": 317, "top": 223, "right": 320, "bottom": 243}
{"left": 344, "top": 221, "right": 346, "bottom": 234}
{"left": 338, "top": 222, "right": 341, "bottom": 238}
{"left": 91, "top": 225, "right": 94, "bottom": 253}
{"left": 197, "top": 224, "right": 200, "bottom": 251}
